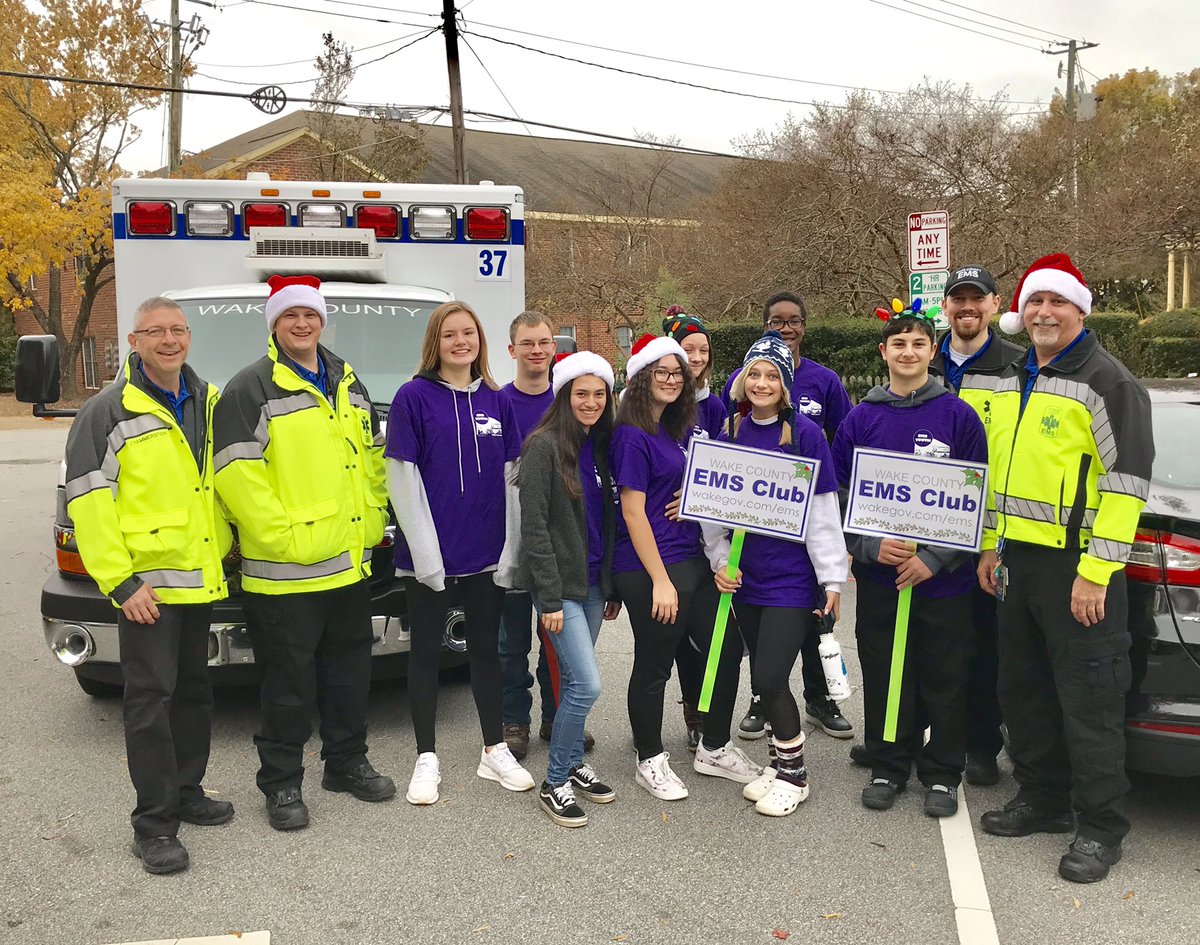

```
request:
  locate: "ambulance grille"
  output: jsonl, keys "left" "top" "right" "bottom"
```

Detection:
{"left": 253, "top": 238, "right": 370, "bottom": 258}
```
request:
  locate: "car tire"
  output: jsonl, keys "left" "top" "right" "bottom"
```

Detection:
{"left": 74, "top": 669, "right": 123, "bottom": 698}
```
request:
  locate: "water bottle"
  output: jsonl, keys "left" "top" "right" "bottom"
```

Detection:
{"left": 817, "top": 612, "right": 851, "bottom": 703}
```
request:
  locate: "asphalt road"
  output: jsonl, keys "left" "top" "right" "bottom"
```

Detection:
{"left": 1, "top": 421, "right": 1197, "bottom": 945}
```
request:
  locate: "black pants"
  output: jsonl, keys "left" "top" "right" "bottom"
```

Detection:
{"left": 966, "top": 585, "right": 1004, "bottom": 757}
{"left": 498, "top": 589, "right": 557, "bottom": 726}
{"left": 405, "top": 572, "right": 505, "bottom": 754}
{"left": 244, "top": 581, "right": 373, "bottom": 795}
{"left": 997, "top": 542, "right": 1132, "bottom": 846}
{"left": 119, "top": 602, "right": 214, "bottom": 838}
{"left": 616, "top": 556, "right": 739, "bottom": 759}
{"left": 853, "top": 565, "right": 972, "bottom": 787}
{"left": 737, "top": 604, "right": 816, "bottom": 742}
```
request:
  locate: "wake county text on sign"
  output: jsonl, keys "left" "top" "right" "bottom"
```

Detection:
{"left": 907, "top": 210, "right": 950, "bottom": 272}
{"left": 843, "top": 447, "right": 988, "bottom": 552}
{"left": 678, "top": 438, "right": 819, "bottom": 542}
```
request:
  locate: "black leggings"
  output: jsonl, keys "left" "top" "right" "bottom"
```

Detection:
{"left": 404, "top": 572, "right": 505, "bottom": 754}
{"left": 737, "top": 604, "right": 816, "bottom": 742}
{"left": 615, "top": 557, "right": 741, "bottom": 759}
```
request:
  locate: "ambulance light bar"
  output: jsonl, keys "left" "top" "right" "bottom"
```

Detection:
{"left": 466, "top": 207, "right": 509, "bottom": 241}
{"left": 243, "top": 203, "right": 288, "bottom": 233}
{"left": 410, "top": 206, "right": 455, "bottom": 241}
{"left": 299, "top": 203, "right": 346, "bottom": 228}
{"left": 355, "top": 204, "right": 400, "bottom": 239}
{"left": 128, "top": 201, "right": 176, "bottom": 236}
{"left": 185, "top": 201, "right": 234, "bottom": 237}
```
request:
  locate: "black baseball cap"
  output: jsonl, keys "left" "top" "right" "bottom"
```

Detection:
{"left": 944, "top": 266, "right": 998, "bottom": 298}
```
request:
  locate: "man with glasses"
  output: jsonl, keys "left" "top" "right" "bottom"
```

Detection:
{"left": 722, "top": 292, "right": 856, "bottom": 741}
{"left": 64, "top": 297, "right": 233, "bottom": 874}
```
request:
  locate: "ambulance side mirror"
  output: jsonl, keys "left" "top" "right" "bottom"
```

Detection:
{"left": 553, "top": 334, "right": 577, "bottom": 356}
{"left": 15, "top": 335, "right": 75, "bottom": 416}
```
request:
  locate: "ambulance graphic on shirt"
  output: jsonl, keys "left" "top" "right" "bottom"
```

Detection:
{"left": 474, "top": 412, "right": 503, "bottom": 436}
{"left": 913, "top": 429, "right": 951, "bottom": 457}
{"left": 794, "top": 395, "right": 823, "bottom": 419}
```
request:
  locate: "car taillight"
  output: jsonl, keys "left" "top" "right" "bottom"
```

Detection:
{"left": 1127, "top": 720, "right": 1200, "bottom": 736}
{"left": 127, "top": 201, "right": 176, "bottom": 236}
{"left": 355, "top": 205, "right": 400, "bottom": 239}
{"left": 466, "top": 207, "right": 508, "bottom": 240}
{"left": 1126, "top": 531, "right": 1200, "bottom": 587}
{"left": 243, "top": 203, "right": 288, "bottom": 232}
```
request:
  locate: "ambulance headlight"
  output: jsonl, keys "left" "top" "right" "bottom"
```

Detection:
{"left": 410, "top": 206, "right": 455, "bottom": 241}
{"left": 185, "top": 201, "right": 234, "bottom": 237}
{"left": 299, "top": 203, "right": 346, "bottom": 228}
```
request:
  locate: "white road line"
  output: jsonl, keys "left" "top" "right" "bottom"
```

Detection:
{"left": 107, "top": 932, "right": 270, "bottom": 945}
{"left": 939, "top": 788, "right": 1001, "bottom": 945}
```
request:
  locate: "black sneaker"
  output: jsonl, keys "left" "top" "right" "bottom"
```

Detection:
{"left": 322, "top": 760, "right": 397, "bottom": 802}
{"left": 965, "top": 752, "right": 1001, "bottom": 786}
{"left": 178, "top": 795, "right": 235, "bottom": 826}
{"left": 503, "top": 723, "right": 531, "bottom": 761}
{"left": 568, "top": 763, "right": 616, "bottom": 803}
{"left": 538, "top": 781, "right": 588, "bottom": 827}
{"left": 539, "top": 721, "right": 595, "bottom": 752}
{"left": 849, "top": 743, "right": 872, "bottom": 768}
{"left": 682, "top": 701, "right": 704, "bottom": 753}
{"left": 266, "top": 786, "right": 310, "bottom": 831}
{"left": 862, "top": 778, "right": 906, "bottom": 810}
{"left": 1059, "top": 836, "right": 1123, "bottom": 883}
{"left": 805, "top": 700, "right": 854, "bottom": 739}
{"left": 737, "top": 696, "right": 767, "bottom": 740}
{"left": 980, "top": 799, "right": 1073, "bottom": 837}
{"left": 131, "top": 834, "right": 189, "bottom": 875}
{"left": 924, "top": 784, "right": 959, "bottom": 818}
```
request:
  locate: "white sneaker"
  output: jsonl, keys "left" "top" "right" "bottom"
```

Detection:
{"left": 406, "top": 752, "right": 440, "bottom": 805}
{"left": 742, "top": 765, "right": 778, "bottom": 802}
{"left": 635, "top": 751, "right": 689, "bottom": 801}
{"left": 694, "top": 742, "right": 764, "bottom": 784}
{"left": 477, "top": 743, "right": 536, "bottom": 792}
{"left": 755, "top": 777, "right": 810, "bottom": 816}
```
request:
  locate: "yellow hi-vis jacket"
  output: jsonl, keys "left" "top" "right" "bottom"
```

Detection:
{"left": 64, "top": 355, "right": 231, "bottom": 605}
{"left": 979, "top": 330, "right": 1154, "bottom": 586}
{"left": 212, "top": 338, "right": 388, "bottom": 595}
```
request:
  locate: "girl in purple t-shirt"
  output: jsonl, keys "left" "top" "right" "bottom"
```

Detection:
{"left": 612, "top": 334, "right": 761, "bottom": 801}
{"left": 708, "top": 332, "right": 849, "bottom": 817}
{"left": 385, "top": 301, "right": 534, "bottom": 806}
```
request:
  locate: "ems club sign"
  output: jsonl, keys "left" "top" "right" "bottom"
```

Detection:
{"left": 678, "top": 438, "right": 819, "bottom": 542}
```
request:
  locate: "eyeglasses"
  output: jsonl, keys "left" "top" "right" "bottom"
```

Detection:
{"left": 133, "top": 326, "right": 191, "bottom": 339}
{"left": 766, "top": 318, "right": 805, "bottom": 330}
{"left": 652, "top": 368, "right": 686, "bottom": 383}
{"left": 514, "top": 339, "right": 556, "bottom": 350}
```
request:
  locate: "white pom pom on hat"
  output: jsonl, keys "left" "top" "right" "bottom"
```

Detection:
{"left": 265, "top": 274, "right": 328, "bottom": 332}
{"left": 999, "top": 253, "right": 1092, "bottom": 334}
{"left": 624, "top": 333, "right": 687, "bottom": 382}
{"left": 551, "top": 351, "right": 615, "bottom": 397}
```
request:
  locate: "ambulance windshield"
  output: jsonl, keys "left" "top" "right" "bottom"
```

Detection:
{"left": 177, "top": 296, "right": 437, "bottom": 402}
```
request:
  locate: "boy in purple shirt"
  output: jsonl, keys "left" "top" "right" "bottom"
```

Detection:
{"left": 832, "top": 305, "right": 987, "bottom": 818}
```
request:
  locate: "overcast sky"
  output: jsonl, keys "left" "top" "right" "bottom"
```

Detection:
{"left": 122, "top": 0, "right": 1200, "bottom": 173}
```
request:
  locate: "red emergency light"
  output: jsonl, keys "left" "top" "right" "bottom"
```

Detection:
{"left": 242, "top": 203, "right": 289, "bottom": 233}
{"left": 127, "top": 201, "right": 176, "bottom": 236}
{"left": 466, "top": 207, "right": 508, "bottom": 241}
{"left": 355, "top": 204, "right": 399, "bottom": 239}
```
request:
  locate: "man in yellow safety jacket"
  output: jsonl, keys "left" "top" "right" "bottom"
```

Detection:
{"left": 976, "top": 254, "right": 1153, "bottom": 884}
{"left": 213, "top": 275, "right": 394, "bottom": 831}
{"left": 65, "top": 296, "right": 233, "bottom": 875}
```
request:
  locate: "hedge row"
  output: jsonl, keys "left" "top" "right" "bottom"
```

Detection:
{"left": 708, "top": 310, "right": 1199, "bottom": 391}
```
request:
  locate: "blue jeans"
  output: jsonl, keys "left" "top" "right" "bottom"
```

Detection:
{"left": 532, "top": 586, "right": 604, "bottom": 785}
{"left": 498, "top": 591, "right": 557, "bottom": 727}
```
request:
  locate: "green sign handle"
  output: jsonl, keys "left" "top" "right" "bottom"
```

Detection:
{"left": 883, "top": 585, "right": 913, "bottom": 743}
{"left": 698, "top": 529, "right": 745, "bottom": 713}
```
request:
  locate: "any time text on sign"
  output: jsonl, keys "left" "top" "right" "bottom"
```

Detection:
{"left": 907, "top": 210, "right": 950, "bottom": 272}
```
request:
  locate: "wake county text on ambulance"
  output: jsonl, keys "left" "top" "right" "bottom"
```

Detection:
{"left": 36, "top": 174, "right": 526, "bottom": 697}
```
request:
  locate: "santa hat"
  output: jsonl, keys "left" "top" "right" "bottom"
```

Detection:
{"left": 999, "top": 253, "right": 1092, "bottom": 334}
{"left": 625, "top": 333, "right": 687, "bottom": 383}
{"left": 551, "top": 351, "right": 615, "bottom": 397}
{"left": 265, "top": 274, "right": 328, "bottom": 332}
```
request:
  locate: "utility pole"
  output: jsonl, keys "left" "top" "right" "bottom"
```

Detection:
{"left": 168, "top": 0, "right": 183, "bottom": 173}
{"left": 1046, "top": 39, "right": 1099, "bottom": 120}
{"left": 442, "top": 0, "right": 467, "bottom": 184}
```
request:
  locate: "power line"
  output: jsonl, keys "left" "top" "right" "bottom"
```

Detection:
{"left": 238, "top": 0, "right": 434, "bottom": 28}
{"left": 934, "top": 0, "right": 1069, "bottom": 42}
{"left": 887, "top": 0, "right": 1055, "bottom": 43}
{"left": 863, "top": 0, "right": 1046, "bottom": 51}
{"left": 196, "top": 29, "right": 419, "bottom": 68}
{"left": 458, "top": 35, "right": 539, "bottom": 143}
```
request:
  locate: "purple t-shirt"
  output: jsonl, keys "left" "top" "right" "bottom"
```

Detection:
{"left": 723, "top": 357, "right": 852, "bottom": 440}
{"left": 500, "top": 382, "right": 554, "bottom": 445}
{"left": 693, "top": 390, "right": 728, "bottom": 440}
{"left": 386, "top": 376, "right": 521, "bottom": 576}
{"left": 721, "top": 416, "right": 837, "bottom": 609}
{"left": 831, "top": 387, "right": 987, "bottom": 598}
{"left": 579, "top": 436, "right": 607, "bottom": 588}
{"left": 610, "top": 423, "right": 702, "bottom": 573}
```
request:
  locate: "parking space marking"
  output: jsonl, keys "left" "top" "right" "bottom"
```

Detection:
{"left": 939, "top": 789, "right": 1000, "bottom": 945}
{"left": 106, "top": 932, "right": 270, "bottom": 945}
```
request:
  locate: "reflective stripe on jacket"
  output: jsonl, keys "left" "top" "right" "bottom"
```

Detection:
{"left": 212, "top": 337, "right": 388, "bottom": 595}
{"left": 979, "top": 331, "right": 1153, "bottom": 586}
{"left": 64, "top": 355, "right": 231, "bottom": 604}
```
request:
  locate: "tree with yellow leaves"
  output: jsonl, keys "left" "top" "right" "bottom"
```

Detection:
{"left": 0, "top": 0, "right": 171, "bottom": 397}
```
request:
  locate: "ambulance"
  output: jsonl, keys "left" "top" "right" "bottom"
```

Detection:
{"left": 18, "top": 174, "right": 526, "bottom": 696}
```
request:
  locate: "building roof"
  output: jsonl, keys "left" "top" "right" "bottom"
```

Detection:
{"left": 175, "top": 110, "right": 737, "bottom": 218}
